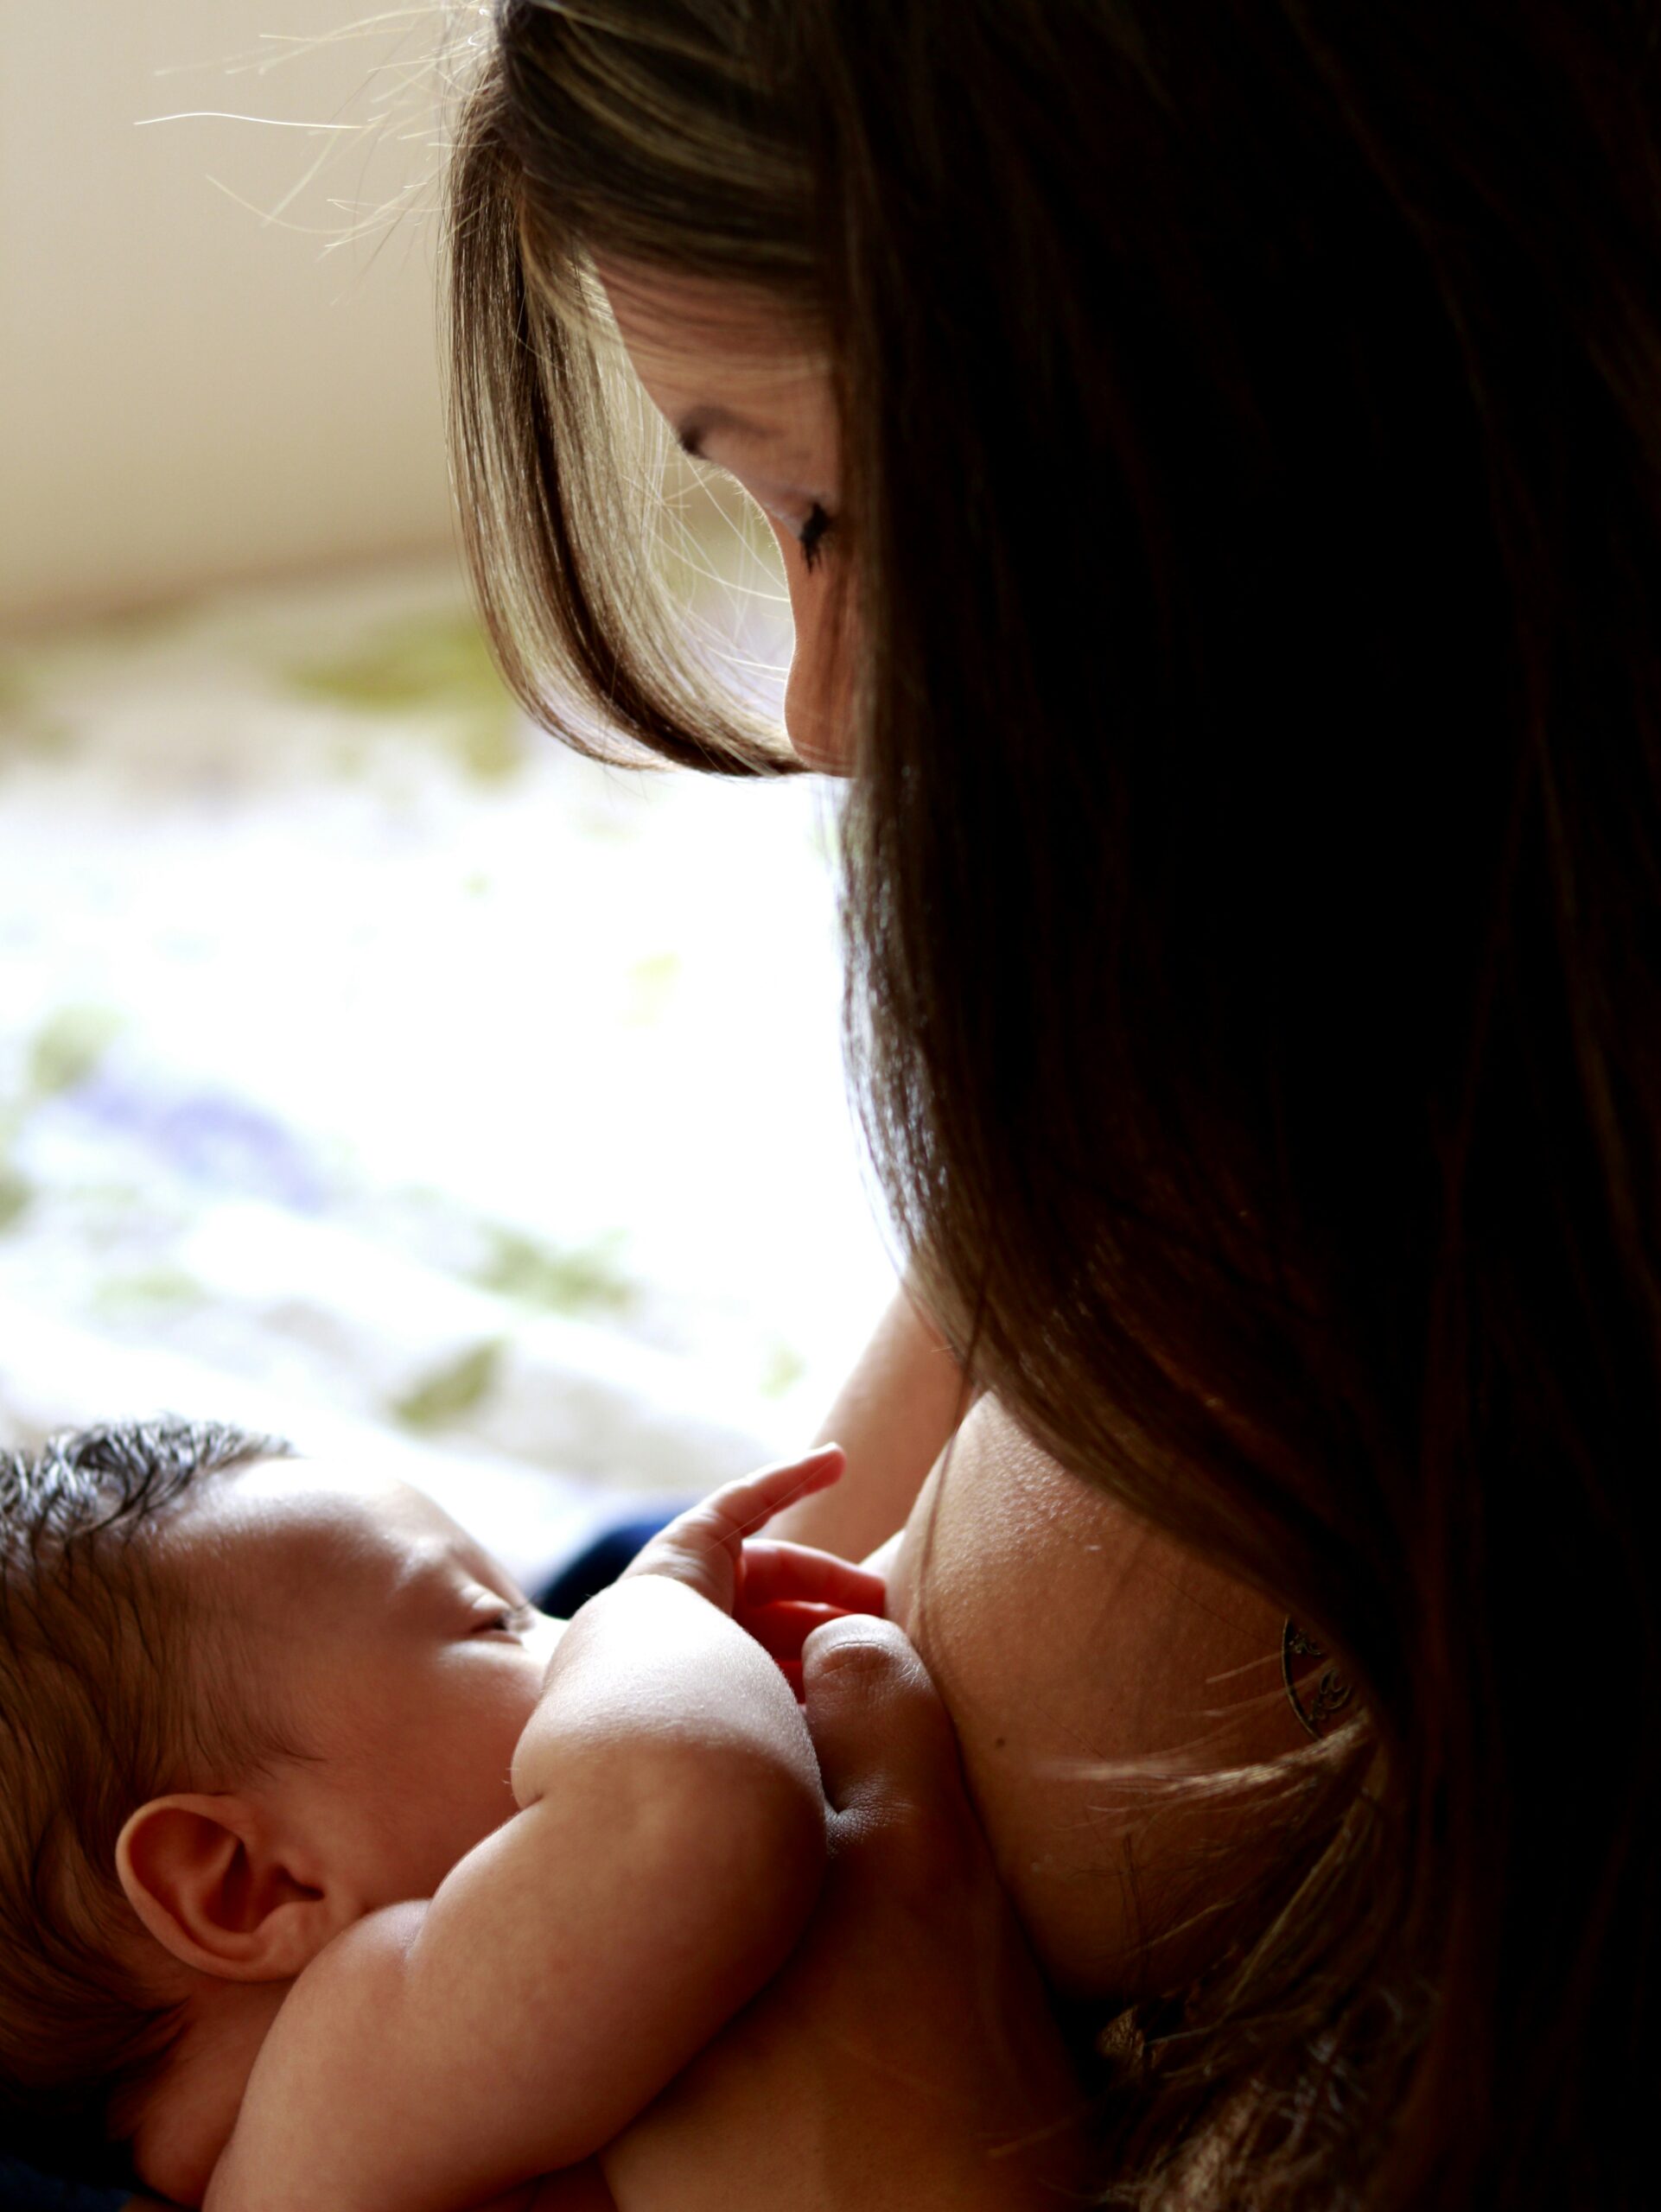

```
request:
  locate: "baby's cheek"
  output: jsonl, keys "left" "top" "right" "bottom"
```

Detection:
{"left": 463, "top": 1675, "right": 542, "bottom": 1824}
{"left": 370, "top": 1682, "right": 534, "bottom": 1901}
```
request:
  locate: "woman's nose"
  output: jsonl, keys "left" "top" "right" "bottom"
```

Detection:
{"left": 781, "top": 556, "right": 854, "bottom": 775}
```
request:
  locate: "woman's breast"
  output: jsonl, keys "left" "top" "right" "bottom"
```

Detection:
{"left": 878, "top": 1396, "right": 1309, "bottom": 1999}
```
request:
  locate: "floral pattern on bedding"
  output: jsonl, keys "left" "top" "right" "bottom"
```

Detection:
{"left": 0, "top": 563, "right": 894, "bottom": 1554}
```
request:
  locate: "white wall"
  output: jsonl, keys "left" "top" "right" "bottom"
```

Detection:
{"left": 0, "top": 3, "right": 460, "bottom": 626}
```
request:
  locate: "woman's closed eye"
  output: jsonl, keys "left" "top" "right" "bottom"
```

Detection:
{"left": 749, "top": 486, "right": 837, "bottom": 571}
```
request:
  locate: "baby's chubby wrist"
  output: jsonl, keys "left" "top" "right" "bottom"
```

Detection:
{"left": 499, "top": 1572, "right": 830, "bottom": 2015}
{"left": 506, "top": 1453, "right": 886, "bottom": 1824}
{"left": 509, "top": 1573, "right": 818, "bottom": 1814}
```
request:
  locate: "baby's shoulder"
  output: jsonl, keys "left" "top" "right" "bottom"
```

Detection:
{"left": 206, "top": 1903, "right": 430, "bottom": 2212}
{"left": 254, "top": 1897, "right": 429, "bottom": 2076}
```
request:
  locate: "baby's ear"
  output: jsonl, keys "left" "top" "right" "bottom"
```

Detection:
{"left": 116, "top": 1795, "right": 337, "bottom": 1983}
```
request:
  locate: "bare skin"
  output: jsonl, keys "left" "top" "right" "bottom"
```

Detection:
{"left": 572, "top": 271, "right": 1325, "bottom": 2204}
{"left": 594, "top": 261, "right": 851, "bottom": 774}
{"left": 876, "top": 1393, "right": 1306, "bottom": 1996}
{"left": 111, "top": 1451, "right": 893, "bottom": 2211}
{"left": 597, "top": 1301, "right": 1314, "bottom": 2212}
{"left": 99, "top": 273, "right": 1321, "bottom": 2212}
{"left": 596, "top": 260, "right": 1315, "bottom": 2002}
{"left": 776, "top": 1293, "right": 1307, "bottom": 1999}
{"left": 106, "top": 1348, "right": 1295, "bottom": 2212}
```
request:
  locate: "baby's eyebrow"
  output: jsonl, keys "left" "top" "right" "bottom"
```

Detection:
{"left": 452, "top": 1543, "right": 528, "bottom": 1604}
{"left": 385, "top": 1532, "right": 475, "bottom": 1603}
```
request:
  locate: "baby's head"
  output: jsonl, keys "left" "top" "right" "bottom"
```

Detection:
{"left": 0, "top": 1419, "right": 555, "bottom": 2187}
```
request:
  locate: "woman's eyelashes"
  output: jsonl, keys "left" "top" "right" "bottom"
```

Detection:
{"left": 744, "top": 483, "right": 837, "bottom": 569}
{"left": 798, "top": 502, "right": 836, "bottom": 573}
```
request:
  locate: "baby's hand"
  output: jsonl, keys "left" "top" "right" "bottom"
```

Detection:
{"left": 621, "top": 1447, "right": 887, "bottom": 1683}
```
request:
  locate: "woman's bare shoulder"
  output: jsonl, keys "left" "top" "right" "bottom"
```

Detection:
{"left": 884, "top": 1395, "right": 1314, "bottom": 1999}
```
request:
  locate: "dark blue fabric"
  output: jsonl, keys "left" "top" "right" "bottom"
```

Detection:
{"left": 0, "top": 2162, "right": 128, "bottom": 2212}
{"left": 532, "top": 1509, "right": 683, "bottom": 1617}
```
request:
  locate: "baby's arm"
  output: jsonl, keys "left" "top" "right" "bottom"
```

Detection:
{"left": 212, "top": 1450, "right": 880, "bottom": 2212}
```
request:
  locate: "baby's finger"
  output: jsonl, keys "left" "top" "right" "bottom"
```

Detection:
{"left": 735, "top": 1539, "right": 888, "bottom": 1616}
{"left": 622, "top": 1445, "right": 845, "bottom": 1606}
{"left": 693, "top": 1444, "right": 846, "bottom": 1543}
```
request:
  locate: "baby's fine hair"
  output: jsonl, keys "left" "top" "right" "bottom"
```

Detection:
{"left": 0, "top": 1417, "right": 291, "bottom": 2186}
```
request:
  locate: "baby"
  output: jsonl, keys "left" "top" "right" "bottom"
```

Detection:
{"left": 0, "top": 1418, "right": 884, "bottom": 2211}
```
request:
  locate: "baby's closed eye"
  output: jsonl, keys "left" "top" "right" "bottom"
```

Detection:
{"left": 469, "top": 1599, "right": 538, "bottom": 1639}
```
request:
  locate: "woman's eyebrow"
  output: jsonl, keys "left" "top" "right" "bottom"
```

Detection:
{"left": 676, "top": 404, "right": 779, "bottom": 458}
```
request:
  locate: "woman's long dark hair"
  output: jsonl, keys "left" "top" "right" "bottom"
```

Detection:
{"left": 446, "top": 4, "right": 1661, "bottom": 2202}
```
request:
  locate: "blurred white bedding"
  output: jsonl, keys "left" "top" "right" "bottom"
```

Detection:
{"left": 0, "top": 562, "right": 894, "bottom": 1573}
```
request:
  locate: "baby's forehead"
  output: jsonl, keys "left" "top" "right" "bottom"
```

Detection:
{"left": 165, "top": 1455, "right": 474, "bottom": 1600}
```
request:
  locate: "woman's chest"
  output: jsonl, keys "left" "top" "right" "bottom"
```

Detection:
{"left": 881, "top": 1397, "right": 1305, "bottom": 1997}
{"left": 468, "top": 2161, "right": 613, "bottom": 2212}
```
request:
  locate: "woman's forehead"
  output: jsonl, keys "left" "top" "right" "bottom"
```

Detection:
{"left": 595, "top": 257, "right": 811, "bottom": 359}
{"left": 595, "top": 261, "right": 830, "bottom": 437}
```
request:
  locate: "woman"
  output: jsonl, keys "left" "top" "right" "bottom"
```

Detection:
{"left": 442, "top": 3, "right": 1661, "bottom": 2205}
